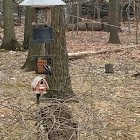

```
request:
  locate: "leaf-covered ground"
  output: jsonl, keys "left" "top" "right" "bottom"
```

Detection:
{"left": 0, "top": 23, "right": 140, "bottom": 139}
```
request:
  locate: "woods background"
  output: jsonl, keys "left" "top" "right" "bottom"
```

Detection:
{"left": 0, "top": 0, "right": 140, "bottom": 140}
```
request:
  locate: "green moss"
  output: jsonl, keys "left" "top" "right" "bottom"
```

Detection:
{"left": 0, "top": 49, "right": 8, "bottom": 52}
{"left": 16, "top": 83, "right": 31, "bottom": 87}
{"left": 128, "top": 105, "right": 135, "bottom": 111}
{"left": 4, "top": 83, "right": 13, "bottom": 87}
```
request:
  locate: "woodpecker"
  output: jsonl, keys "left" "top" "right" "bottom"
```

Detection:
{"left": 43, "top": 65, "right": 52, "bottom": 75}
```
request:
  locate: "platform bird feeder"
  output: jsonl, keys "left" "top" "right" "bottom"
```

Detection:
{"left": 19, "top": 0, "right": 66, "bottom": 43}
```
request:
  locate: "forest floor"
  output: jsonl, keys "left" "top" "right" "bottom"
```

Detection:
{"left": 0, "top": 23, "right": 140, "bottom": 139}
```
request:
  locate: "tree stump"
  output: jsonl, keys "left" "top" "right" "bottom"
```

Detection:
{"left": 105, "top": 64, "right": 114, "bottom": 74}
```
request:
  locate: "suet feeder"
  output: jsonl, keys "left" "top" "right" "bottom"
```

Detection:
{"left": 36, "top": 56, "right": 52, "bottom": 75}
{"left": 19, "top": 0, "right": 66, "bottom": 44}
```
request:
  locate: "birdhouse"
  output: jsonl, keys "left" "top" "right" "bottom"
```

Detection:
{"left": 19, "top": 0, "right": 66, "bottom": 44}
{"left": 36, "top": 56, "right": 52, "bottom": 75}
{"left": 31, "top": 76, "right": 49, "bottom": 94}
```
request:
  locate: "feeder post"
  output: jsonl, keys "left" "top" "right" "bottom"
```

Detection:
{"left": 36, "top": 94, "right": 41, "bottom": 104}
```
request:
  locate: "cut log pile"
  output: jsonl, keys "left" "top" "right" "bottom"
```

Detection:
{"left": 66, "top": 22, "right": 120, "bottom": 32}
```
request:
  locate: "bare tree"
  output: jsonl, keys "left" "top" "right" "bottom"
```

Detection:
{"left": 96, "top": 0, "right": 100, "bottom": 21}
{"left": 108, "top": 0, "right": 120, "bottom": 44}
{"left": 0, "top": 0, "right": 21, "bottom": 50}
{"left": 23, "top": 6, "right": 33, "bottom": 50}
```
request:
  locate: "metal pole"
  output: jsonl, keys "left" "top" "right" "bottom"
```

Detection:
{"left": 36, "top": 94, "right": 41, "bottom": 104}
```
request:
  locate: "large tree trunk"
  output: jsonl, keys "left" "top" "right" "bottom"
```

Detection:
{"left": 22, "top": 7, "right": 41, "bottom": 71}
{"left": 23, "top": 7, "right": 33, "bottom": 50}
{"left": 108, "top": 0, "right": 120, "bottom": 44}
{"left": 22, "top": 44, "right": 42, "bottom": 71}
{"left": 45, "top": 6, "right": 74, "bottom": 100}
{"left": 0, "top": 0, "right": 21, "bottom": 51}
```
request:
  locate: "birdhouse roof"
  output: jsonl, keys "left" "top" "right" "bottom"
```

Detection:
{"left": 31, "top": 76, "right": 47, "bottom": 89}
{"left": 19, "top": 0, "right": 66, "bottom": 6}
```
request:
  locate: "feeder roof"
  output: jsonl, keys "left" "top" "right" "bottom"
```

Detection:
{"left": 19, "top": 0, "right": 66, "bottom": 6}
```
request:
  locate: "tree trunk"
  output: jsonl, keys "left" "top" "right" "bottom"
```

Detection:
{"left": 120, "top": 2, "right": 123, "bottom": 22}
{"left": 108, "top": 0, "right": 121, "bottom": 44}
{"left": 22, "top": 44, "right": 42, "bottom": 71}
{"left": 16, "top": 5, "right": 22, "bottom": 23}
{"left": 96, "top": 0, "right": 100, "bottom": 21}
{"left": 70, "top": 0, "right": 77, "bottom": 23}
{"left": 45, "top": 6, "right": 74, "bottom": 100}
{"left": 22, "top": 7, "right": 42, "bottom": 71}
{"left": 23, "top": 7, "right": 33, "bottom": 50}
{"left": 135, "top": 2, "right": 139, "bottom": 45}
{"left": 0, "top": 0, "right": 21, "bottom": 51}
{"left": 77, "top": 0, "right": 82, "bottom": 22}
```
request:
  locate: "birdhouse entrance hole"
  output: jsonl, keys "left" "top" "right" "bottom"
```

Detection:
{"left": 40, "top": 80, "right": 44, "bottom": 84}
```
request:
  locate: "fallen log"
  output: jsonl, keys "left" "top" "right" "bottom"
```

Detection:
{"left": 68, "top": 51, "right": 96, "bottom": 60}
{"left": 68, "top": 45, "right": 139, "bottom": 60}
{"left": 76, "top": 22, "right": 87, "bottom": 31}
{"left": 66, "top": 24, "right": 76, "bottom": 31}
{"left": 86, "top": 22, "right": 102, "bottom": 31}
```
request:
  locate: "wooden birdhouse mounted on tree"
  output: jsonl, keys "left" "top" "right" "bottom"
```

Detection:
{"left": 19, "top": 0, "right": 66, "bottom": 44}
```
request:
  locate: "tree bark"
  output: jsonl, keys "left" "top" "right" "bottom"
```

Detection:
{"left": 96, "top": 0, "right": 100, "bottom": 21}
{"left": 0, "top": 0, "right": 21, "bottom": 51}
{"left": 13, "top": 0, "right": 22, "bottom": 23}
{"left": 70, "top": 0, "right": 77, "bottom": 23}
{"left": 135, "top": 2, "right": 139, "bottom": 45}
{"left": 108, "top": 0, "right": 121, "bottom": 44}
{"left": 23, "top": 7, "right": 33, "bottom": 50}
{"left": 45, "top": 6, "right": 74, "bottom": 100}
{"left": 22, "top": 7, "right": 42, "bottom": 71}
